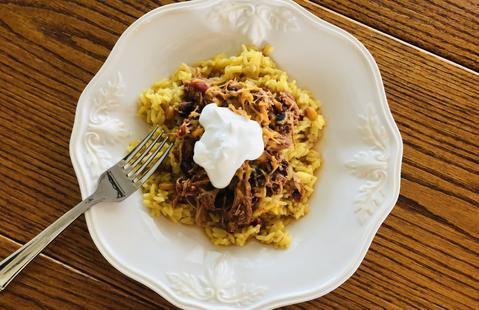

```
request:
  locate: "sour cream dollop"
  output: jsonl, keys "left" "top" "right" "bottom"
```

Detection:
{"left": 193, "top": 103, "right": 264, "bottom": 188}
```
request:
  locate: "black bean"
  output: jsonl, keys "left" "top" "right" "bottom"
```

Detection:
{"left": 180, "top": 160, "right": 193, "bottom": 176}
{"left": 292, "top": 189, "right": 302, "bottom": 202}
{"left": 178, "top": 101, "right": 194, "bottom": 117}
{"left": 276, "top": 111, "right": 286, "bottom": 122}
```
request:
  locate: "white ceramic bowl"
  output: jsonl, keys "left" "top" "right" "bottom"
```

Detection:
{"left": 70, "top": 0, "right": 403, "bottom": 308}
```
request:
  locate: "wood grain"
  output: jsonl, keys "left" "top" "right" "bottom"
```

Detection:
{"left": 0, "top": 235, "right": 160, "bottom": 309}
{"left": 0, "top": 0, "right": 478, "bottom": 309}
{"left": 311, "top": 0, "right": 479, "bottom": 71}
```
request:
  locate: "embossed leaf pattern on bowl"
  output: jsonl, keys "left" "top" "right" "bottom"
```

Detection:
{"left": 346, "top": 106, "right": 389, "bottom": 223}
{"left": 84, "top": 72, "right": 130, "bottom": 177}
{"left": 167, "top": 255, "right": 267, "bottom": 305}
{"left": 210, "top": 1, "right": 299, "bottom": 46}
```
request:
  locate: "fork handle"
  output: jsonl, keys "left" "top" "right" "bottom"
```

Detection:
{"left": 0, "top": 196, "right": 99, "bottom": 291}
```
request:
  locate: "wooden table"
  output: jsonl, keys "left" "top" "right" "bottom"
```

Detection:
{"left": 0, "top": 0, "right": 477, "bottom": 308}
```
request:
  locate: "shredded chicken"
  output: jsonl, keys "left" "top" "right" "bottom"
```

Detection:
{"left": 169, "top": 78, "right": 304, "bottom": 232}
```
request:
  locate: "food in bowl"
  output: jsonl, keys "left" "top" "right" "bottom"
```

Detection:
{"left": 136, "top": 45, "right": 325, "bottom": 248}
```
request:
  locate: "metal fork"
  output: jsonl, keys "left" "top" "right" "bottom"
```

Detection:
{"left": 0, "top": 125, "right": 172, "bottom": 291}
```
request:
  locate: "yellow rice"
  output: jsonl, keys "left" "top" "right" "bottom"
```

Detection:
{"left": 136, "top": 45, "right": 325, "bottom": 248}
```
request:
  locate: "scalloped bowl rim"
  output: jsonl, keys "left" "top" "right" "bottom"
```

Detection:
{"left": 69, "top": 0, "right": 403, "bottom": 308}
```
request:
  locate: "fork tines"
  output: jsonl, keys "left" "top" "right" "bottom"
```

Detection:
{"left": 122, "top": 125, "right": 173, "bottom": 184}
